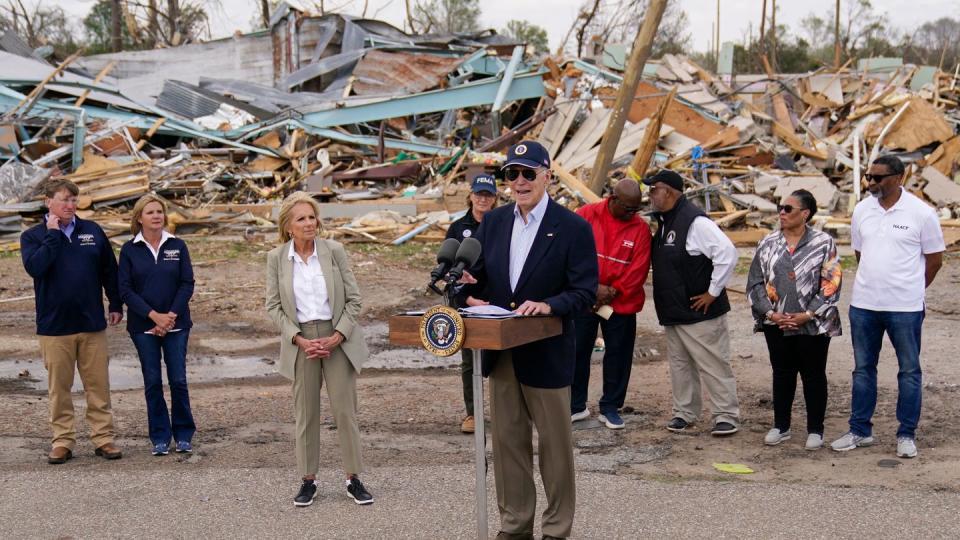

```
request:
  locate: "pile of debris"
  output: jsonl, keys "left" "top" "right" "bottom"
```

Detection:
{"left": 1, "top": 5, "right": 959, "bottom": 252}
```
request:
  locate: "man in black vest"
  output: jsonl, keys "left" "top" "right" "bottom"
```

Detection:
{"left": 643, "top": 170, "right": 741, "bottom": 436}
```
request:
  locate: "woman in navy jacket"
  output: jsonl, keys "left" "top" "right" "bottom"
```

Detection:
{"left": 118, "top": 194, "right": 196, "bottom": 456}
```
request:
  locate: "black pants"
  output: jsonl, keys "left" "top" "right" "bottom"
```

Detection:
{"left": 572, "top": 312, "right": 637, "bottom": 415}
{"left": 762, "top": 326, "right": 830, "bottom": 435}
{"left": 460, "top": 348, "right": 474, "bottom": 416}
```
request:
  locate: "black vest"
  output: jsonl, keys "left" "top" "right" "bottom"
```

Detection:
{"left": 651, "top": 197, "right": 730, "bottom": 326}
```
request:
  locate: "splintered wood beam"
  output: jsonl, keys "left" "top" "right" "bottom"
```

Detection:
{"left": 628, "top": 86, "right": 676, "bottom": 180}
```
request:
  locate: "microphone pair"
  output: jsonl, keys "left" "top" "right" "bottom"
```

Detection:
{"left": 430, "top": 237, "right": 481, "bottom": 287}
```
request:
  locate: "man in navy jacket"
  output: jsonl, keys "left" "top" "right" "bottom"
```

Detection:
{"left": 460, "top": 141, "right": 597, "bottom": 540}
{"left": 20, "top": 179, "right": 124, "bottom": 464}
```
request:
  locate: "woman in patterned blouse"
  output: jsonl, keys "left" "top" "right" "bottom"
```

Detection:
{"left": 747, "top": 189, "right": 843, "bottom": 451}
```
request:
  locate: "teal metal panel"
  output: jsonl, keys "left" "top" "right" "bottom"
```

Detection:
{"left": 857, "top": 57, "right": 903, "bottom": 73}
{"left": 298, "top": 70, "right": 546, "bottom": 128}
{"left": 718, "top": 42, "right": 734, "bottom": 76}
{"left": 910, "top": 66, "right": 938, "bottom": 91}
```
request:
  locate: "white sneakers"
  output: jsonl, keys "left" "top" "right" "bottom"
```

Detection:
{"left": 764, "top": 428, "right": 791, "bottom": 445}
{"left": 805, "top": 433, "right": 823, "bottom": 450}
{"left": 571, "top": 408, "right": 590, "bottom": 423}
{"left": 896, "top": 437, "right": 918, "bottom": 458}
{"left": 830, "top": 432, "right": 876, "bottom": 451}
{"left": 764, "top": 429, "right": 823, "bottom": 450}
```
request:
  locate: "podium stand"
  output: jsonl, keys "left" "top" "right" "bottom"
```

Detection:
{"left": 389, "top": 314, "right": 562, "bottom": 540}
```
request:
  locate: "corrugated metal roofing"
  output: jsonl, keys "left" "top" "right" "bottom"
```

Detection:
{"left": 351, "top": 50, "right": 464, "bottom": 97}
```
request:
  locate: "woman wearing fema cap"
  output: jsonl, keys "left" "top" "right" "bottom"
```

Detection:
{"left": 264, "top": 192, "right": 374, "bottom": 507}
{"left": 444, "top": 174, "right": 499, "bottom": 434}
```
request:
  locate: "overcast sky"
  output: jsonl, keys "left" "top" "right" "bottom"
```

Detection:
{"left": 54, "top": 0, "right": 952, "bottom": 53}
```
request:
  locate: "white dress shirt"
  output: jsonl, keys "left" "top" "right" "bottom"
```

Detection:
{"left": 685, "top": 216, "right": 738, "bottom": 297}
{"left": 509, "top": 194, "right": 550, "bottom": 291}
{"left": 851, "top": 188, "right": 945, "bottom": 311}
{"left": 289, "top": 241, "right": 333, "bottom": 323}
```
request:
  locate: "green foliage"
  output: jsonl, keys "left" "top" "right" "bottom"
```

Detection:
{"left": 503, "top": 20, "right": 549, "bottom": 55}
{"left": 83, "top": 0, "right": 137, "bottom": 54}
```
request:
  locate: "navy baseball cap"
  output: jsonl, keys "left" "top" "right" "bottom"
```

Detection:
{"left": 502, "top": 140, "right": 550, "bottom": 169}
{"left": 642, "top": 169, "right": 684, "bottom": 192}
{"left": 471, "top": 174, "right": 497, "bottom": 194}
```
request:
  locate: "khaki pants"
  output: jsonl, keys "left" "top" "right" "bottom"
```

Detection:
{"left": 293, "top": 320, "right": 363, "bottom": 477}
{"left": 490, "top": 351, "right": 575, "bottom": 538}
{"left": 664, "top": 315, "right": 740, "bottom": 426}
{"left": 38, "top": 331, "right": 115, "bottom": 449}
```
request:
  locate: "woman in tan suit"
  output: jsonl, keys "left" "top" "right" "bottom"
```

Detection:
{"left": 265, "top": 192, "right": 373, "bottom": 507}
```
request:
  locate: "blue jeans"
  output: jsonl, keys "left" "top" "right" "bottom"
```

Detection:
{"left": 572, "top": 312, "right": 637, "bottom": 415}
{"left": 848, "top": 306, "right": 924, "bottom": 438}
{"left": 131, "top": 330, "right": 196, "bottom": 445}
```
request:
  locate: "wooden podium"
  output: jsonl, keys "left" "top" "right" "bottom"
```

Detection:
{"left": 388, "top": 314, "right": 562, "bottom": 540}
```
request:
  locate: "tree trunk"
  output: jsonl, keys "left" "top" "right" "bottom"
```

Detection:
{"left": 167, "top": 0, "right": 180, "bottom": 45}
{"left": 111, "top": 0, "right": 122, "bottom": 52}
{"left": 260, "top": 0, "right": 270, "bottom": 28}
{"left": 147, "top": 0, "right": 159, "bottom": 47}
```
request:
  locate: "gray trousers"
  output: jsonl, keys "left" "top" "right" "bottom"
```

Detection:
{"left": 490, "top": 351, "right": 576, "bottom": 538}
{"left": 664, "top": 314, "right": 740, "bottom": 426}
{"left": 293, "top": 320, "right": 364, "bottom": 477}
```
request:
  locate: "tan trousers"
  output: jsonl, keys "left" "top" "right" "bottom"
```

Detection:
{"left": 38, "top": 331, "right": 115, "bottom": 449}
{"left": 664, "top": 314, "right": 740, "bottom": 426}
{"left": 293, "top": 320, "right": 363, "bottom": 477}
{"left": 490, "top": 351, "right": 575, "bottom": 538}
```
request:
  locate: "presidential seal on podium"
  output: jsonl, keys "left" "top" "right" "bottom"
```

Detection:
{"left": 419, "top": 305, "right": 465, "bottom": 356}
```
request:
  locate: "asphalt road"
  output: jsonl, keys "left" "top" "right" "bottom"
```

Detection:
{"left": 2, "top": 463, "right": 958, "bottom": 539}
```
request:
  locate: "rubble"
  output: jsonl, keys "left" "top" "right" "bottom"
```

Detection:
{"left": 0, "top": 5, "right": 959, "bottom": 252}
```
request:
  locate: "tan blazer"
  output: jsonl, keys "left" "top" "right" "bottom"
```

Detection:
{"left": 265, "top": 239, "right": 369, "bottom": 380}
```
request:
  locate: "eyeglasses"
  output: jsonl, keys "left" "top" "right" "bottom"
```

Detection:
{"left": 611, "top": 197, "right": 641, "bottom": 214}
{"left": 864, "top": 172, "right": 896, "bottom": 183}
{"left": 51, "top": 197, "right": 79, "bottom": 205}
{"left": 504, "top": 168, "right": 539, "bottom": 182}
{"left": 777, "top": 204, "right": 798, "bottom": 214}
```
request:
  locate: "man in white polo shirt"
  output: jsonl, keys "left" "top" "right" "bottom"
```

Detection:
{"left": 831, "top": 155, "right": 944, "bottom": 458}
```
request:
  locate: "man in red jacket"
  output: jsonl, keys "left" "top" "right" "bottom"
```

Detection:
{"left": 571, "top": 179, "right": 652, "bottom": 429}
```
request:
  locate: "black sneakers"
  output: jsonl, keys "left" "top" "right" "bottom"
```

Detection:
{"left": 346, "top": 476, "right": 374, "bottom": 505}
{"left": 293, "top": 479, "right": 318, "bottom": 507}
{"left": 711, "top": 422, "right": 739, "bottom": 436}
{"left": 666, "top": 417, "right": 689, "bottom": 432}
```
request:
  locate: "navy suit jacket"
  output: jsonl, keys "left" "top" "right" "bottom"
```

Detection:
{"left": 462, "top": 198, "right": 598, "bottom": 388}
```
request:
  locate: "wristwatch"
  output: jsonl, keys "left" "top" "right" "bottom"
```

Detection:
{"left": 805, "top": 310, "right": 815, "bottom": 319}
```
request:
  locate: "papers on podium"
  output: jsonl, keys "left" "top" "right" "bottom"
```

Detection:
{"left": 458, "top": 305, "right": 518, "bottom": 319}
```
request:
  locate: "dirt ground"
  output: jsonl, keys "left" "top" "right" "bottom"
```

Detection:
{"left": 1, "top": 238, "right": 959, "bottom": 494}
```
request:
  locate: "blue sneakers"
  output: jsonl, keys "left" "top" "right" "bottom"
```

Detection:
{"left": 598, "top": 410, "right": 625, "bottom": 430}
{"left": 152, "top": 442, "right": 170, "bottom": 456}
{"left": 175, "top": 441, "right": 193, "bottom": 454}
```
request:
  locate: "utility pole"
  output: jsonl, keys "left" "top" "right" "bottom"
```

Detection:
{"left": 716, "top": 0, "right": 720, "bottom": 71}
{"left": 834, "top": 0, "right": 841, "bottom": 69}
{"left": 770, "top": 0, "right": 777, "bottom": 71}
{"left": 587, "top": 0, "right": 668, "bottom": 195}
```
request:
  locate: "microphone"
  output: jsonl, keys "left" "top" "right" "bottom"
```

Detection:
{"left": 444, "top": 237, "right": 481, "bottom": 283}
{"left": 429, "top": 238, "right": 460, "bottom": 284}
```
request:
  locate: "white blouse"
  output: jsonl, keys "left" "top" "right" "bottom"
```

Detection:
{"left": 288, "top": 242, "right": 332, "bottom": 323}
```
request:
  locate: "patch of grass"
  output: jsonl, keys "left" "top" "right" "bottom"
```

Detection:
{"left": 734, "top": 257, "right": 753, "bottom": 275}
{"left": 840, "top": 255, "right": 858, "bottom": 271}
{"left": 0, "top": 250, "right": 19, "bottom": 259}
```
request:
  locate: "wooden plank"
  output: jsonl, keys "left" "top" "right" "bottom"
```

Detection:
{"left": 710, "top": 174, "right": 736, "bottom": 212}
{"left": 772, "top": 122, "right": 829, "bottom": 160}
{"left": 539, "top": 97, "right": 584, "bottom": 158}
{"left": 714, "top": 209, "right": 751, "bottom": 228}
{"left": 628, "top": 87, "right": 676, "bottom": 180}
{"left": 724, "top": 228, "right": 771, "bottom": 246}
{"left": 552, "top": 164, "right": 602, "bottom": 204}
{"left": 621, "top": 81, "right": 722, "bottom": 143}
{"left": 871, "top": 97, "right": 953, "bottom": 152}
{"left": 555, "top": 108, "right": 610, "bottom": 166}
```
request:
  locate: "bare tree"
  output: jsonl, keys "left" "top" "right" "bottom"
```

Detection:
{"left": 0, "top": 0, "right": 79, "bottom": 53}
{"left": 560, "top": 0, "right": 690, "bottom": 59}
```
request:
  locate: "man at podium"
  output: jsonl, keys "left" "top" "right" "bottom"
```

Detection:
{"left": 459, "top": 141, "right": 598, "bottom": 540}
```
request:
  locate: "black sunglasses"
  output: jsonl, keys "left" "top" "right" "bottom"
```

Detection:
{"left": 504, "top": 168, "right": 538, "bottom": 181}
{"left": 612, "top": 197, "right": 641, "bottom": 214}
{"left": 864, "top": 172, "right": 896, "bottom": 183}
{"left": 778, "top": 204, "right": 800, "bottom": 214}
